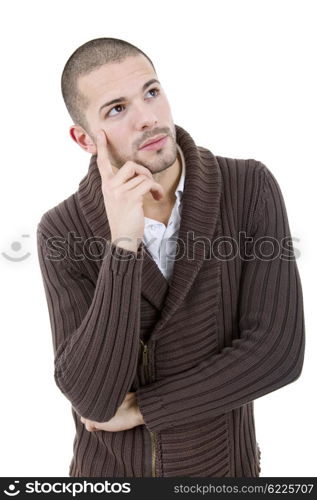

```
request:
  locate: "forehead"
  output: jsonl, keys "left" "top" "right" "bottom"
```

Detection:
{"left": 77, "top": 55, "right": 157, "bottom": 107}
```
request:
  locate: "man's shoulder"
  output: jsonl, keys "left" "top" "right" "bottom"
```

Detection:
{"left": 197, "top": 146, "right": 268, "bottom": 190}
{"left": 37, "top": 191, "right": 80, "bottom": 241}
{"left": 197, "top": 146, "right": 265, "bottom": 174}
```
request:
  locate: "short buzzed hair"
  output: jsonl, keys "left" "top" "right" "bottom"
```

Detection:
{"left": 61, "top": 37, "right": 156, "bottom": 135}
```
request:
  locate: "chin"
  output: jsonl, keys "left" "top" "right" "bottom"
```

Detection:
{"left": 144, "top": 151, "right": 177, "bottom": 174}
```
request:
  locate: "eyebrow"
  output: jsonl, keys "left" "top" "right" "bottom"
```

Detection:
{"left": 98, "top": 78, "right": 161, "bottom": 114}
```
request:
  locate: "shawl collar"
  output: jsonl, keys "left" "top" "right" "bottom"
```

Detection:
{"left": 77, "top": 124, "right": 222, "bottom": 337}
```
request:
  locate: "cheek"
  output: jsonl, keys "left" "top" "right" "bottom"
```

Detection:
{"left": 113, "top": 135, "right": 131, "bottom": 159}
{"left": 106, "top": 123, "right": 128, "bottom": 143}
{"left": 108, "top": 135, "right": 130, "bottom": 161}
{"left": 112, "top": 128, "right": 136, "bottom": 156}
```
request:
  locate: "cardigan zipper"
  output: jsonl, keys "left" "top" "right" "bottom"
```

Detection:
{"left": 139, "top": 338, "right": 157, "bottom": 477}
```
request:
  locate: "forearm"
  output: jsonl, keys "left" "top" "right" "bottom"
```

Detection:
{"left": 136, "top": 292, "right": 305, "bottom": 433}
{"left": 38, "top": 231, "right": 144, "bottom": 422}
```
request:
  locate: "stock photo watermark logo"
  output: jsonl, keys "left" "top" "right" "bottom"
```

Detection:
{"left": 2, "top": 235, "right": 31, "bottom": 262}
{"left": 42, "top": 230, "right": 301, "bottom": 266}
{"left": 2, "top": 480, "right": 131, "bottom": 496}
{"left": 1, "top": 230, "right": 301, "bottom": 266}
{"left": 3, "top": 480, "right": 20, "bottom": 496}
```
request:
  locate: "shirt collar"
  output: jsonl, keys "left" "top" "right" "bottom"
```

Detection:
{"left": 175, "top": 143, "right": 185, "bottom": 203}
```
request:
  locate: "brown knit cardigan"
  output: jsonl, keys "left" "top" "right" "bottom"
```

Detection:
{"left": 36, "top": 124, "right": 305, "bottom": 477}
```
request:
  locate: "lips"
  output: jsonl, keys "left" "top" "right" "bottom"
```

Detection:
{"left": 139, "top": 134, "right": 167, "bottom": 149}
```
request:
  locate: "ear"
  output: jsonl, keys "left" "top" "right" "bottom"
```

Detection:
{"left": 69, "top": 125, "right": 97, "bottom": 155}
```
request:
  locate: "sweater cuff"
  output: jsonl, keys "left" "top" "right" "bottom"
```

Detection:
{"left": 135, "top": 386, "right": 174, "bottom": 432}
{"left": 102, "top": 239, "right": 145, "bottom": 275}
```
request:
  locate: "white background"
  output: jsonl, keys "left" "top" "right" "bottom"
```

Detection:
{"left": 0, "top": 0, "right": 316, "bottom": 477}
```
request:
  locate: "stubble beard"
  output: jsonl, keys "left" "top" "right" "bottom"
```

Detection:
{"left": 110, "top": 137, "right": 178, "bottom": 175}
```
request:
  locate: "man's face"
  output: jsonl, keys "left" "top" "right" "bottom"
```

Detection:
{"left": 77, "top": 55, "right": 177, "bottom": 174}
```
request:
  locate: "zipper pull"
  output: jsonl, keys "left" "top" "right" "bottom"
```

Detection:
{"left": 140, "top": 339, "right": 148, "bottom": 366}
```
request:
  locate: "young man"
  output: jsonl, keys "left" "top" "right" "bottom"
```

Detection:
{"left": 37, "top": 37, "right": 305, "bottom": 477}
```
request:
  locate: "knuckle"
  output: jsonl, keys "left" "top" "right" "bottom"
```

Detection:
{"left": 137, "top": 179, "right": 148, "bottom": 190}
{"left": 125, "top": 160, "right": 135, "bottom": 169}
{"left": 142, "top": 167, "right": 152, "bottom": 177}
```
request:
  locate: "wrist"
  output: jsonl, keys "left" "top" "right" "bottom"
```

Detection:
{"left": 111, "top": 236, "right": 141, "bottom": 253}
{"left": 136, "top": 406, "right": 145, "bottom": 426}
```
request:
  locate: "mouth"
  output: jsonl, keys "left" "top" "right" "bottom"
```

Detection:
{"left": 139, "top": 135, "right": 168, "bottom": 151}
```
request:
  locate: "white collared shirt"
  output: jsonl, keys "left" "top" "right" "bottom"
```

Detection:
{"left": 142, "top": 144, "right": 186, "bottom": 282}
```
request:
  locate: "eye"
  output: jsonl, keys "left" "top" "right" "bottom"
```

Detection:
{"left": 106, "top": 88, "right": 160, "bottom": 118}
{"left": 108, "top": 104, "right": 125, "bottom": 118}
{"left": 146, "top": 87, "right": 160, "bottom": 98}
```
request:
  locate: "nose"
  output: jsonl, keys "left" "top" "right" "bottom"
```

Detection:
{"left": 133, "top": 100, "right": 158, "bottom": 130}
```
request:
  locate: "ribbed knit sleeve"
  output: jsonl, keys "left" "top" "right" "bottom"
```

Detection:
{"left": 37, "top": 228, "right": 144, "bottom": 422}
{"left": 135, "top": 163, "right": 305, "bottom": 432}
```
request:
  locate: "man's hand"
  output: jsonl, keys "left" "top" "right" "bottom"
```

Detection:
{"left": 96, "top": 129, "right": 164, "bottom": 252}
{"left": 80, "top": 392, "right": 144, "bottom": 432}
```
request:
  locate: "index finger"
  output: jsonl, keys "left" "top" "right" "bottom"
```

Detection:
{"left": 96, "top": 129, "right": 113, "bottom": 181}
